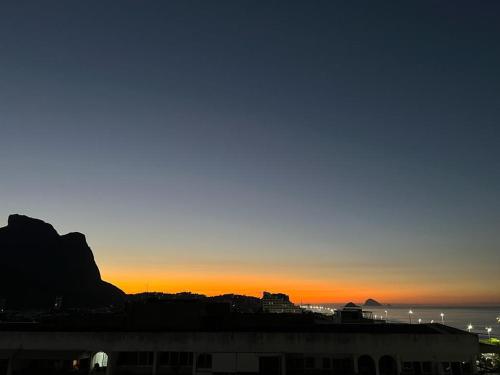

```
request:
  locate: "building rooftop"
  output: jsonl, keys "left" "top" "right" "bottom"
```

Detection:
{"left": 0, "top": 314, "right": 472, "bottom": 336}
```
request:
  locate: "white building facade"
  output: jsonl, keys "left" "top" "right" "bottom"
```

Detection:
{"left": 0, "top": 324, "right": 479, "bottom": 375}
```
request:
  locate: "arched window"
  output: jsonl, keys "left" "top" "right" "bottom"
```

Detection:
{"left": 91, "top": 352, "right": 108, "bottom": 370}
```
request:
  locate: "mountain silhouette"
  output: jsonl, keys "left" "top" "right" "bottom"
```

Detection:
{"left": 0, "top": 214, "right": 125, "bottom": 309}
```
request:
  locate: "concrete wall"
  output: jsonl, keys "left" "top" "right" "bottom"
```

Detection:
{"left": 0, "top": 330, "right": 480, "bottom": 375}
{"left": 0, "top": 331, "right": 479, "bottom": 361}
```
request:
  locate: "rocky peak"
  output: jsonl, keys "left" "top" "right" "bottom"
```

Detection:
{"left": 0, "top": 214, "right": 124, "bottom": 309}
{"left": 7, "top": 214, "right": 58, "bottom": 238}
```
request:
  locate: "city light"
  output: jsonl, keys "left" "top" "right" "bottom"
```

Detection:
{"left": 384, "top": 310, "right": 388, "bottom": 319}
{"left": 418, "top": 318, "right": 422, "bottom": 324}
{"left": 408, "top": 310, "right": 413, "bottom": 324}
{"left": 431, "top": 320, "right": 434, "bottom": 323}
{"left": 440, "top": 312, "right": 445, "bottom": 324}
{"left": 486, "top": 327, "right": 492, "bottom": 341}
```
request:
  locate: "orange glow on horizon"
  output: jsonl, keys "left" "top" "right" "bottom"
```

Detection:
{"left": 100, "top": 264, "right": 500, "bottom": 305}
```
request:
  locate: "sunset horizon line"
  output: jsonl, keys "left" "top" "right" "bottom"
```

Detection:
{"left": 113, "top": 287, "right": 500, "bottom": 307}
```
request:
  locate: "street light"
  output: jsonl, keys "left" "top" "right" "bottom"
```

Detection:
{"left": 486, "top": 327, "right": 492, "bottom": 341}
{"left": 430, "top": 320, "right": 434, "bottom": 323}
{"left": 384, "top": 310, "right": 388, "bottom": 320}
{"left": 418, "top": 318, "right": 422, "bottom": 324}
{"left": 409, "top": 309, "right": 413, "bottom": 324}
{"left": 440, "top": 312, "right": 445, "bottom": 324}
{"left": 467, "top": 324, "right": 473, "bottom": 333}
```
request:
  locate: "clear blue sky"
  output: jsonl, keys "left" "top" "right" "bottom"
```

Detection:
{"left": 1, "top": 1, "right": 499, "bottom": 303}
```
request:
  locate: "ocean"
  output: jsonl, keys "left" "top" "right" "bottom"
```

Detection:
{"left": 321, "top": 305, "right": 500, "bottom": 339}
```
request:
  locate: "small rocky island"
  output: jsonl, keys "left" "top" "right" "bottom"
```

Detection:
{"left": 364, "top": 298, "right": 383, "bottom": 306}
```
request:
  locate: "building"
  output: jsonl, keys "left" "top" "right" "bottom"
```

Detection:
{"left": 262, "top": 292, "right": 301, "bottom": 314}
{"left": 0, "top": 302, "right": 484, "bottom": 375}
{"left": 334, "top": 303, "right": 375, "bottom": 323}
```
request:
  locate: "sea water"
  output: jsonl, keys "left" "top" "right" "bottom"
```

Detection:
{"left": 325, "top": 305, "right": 500, "bottom": 339}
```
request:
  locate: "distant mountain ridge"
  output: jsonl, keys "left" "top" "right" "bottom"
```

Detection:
{"left": 129, "top": 292, "right": 262, "bottom": 313}
{"left": 0, "top": 214, "right": 125, "bottom": 309}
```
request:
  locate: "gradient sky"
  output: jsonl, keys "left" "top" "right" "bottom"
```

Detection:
{"left": 1, "top": 1, "right": 499, "bottom": 304}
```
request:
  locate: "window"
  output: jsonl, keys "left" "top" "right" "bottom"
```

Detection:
{"left": 323, "top": 357, "right": 331, "bottom": 369}
{"left": 441, "top": 363, "right": 451, "bottom": 375}
{"left": 379, "top": 356, "right": 396, "bottom": 375}
{"left": 170, "top": 352, "right": 179, "bottom": 366}
{"left": 305, "top": 357, "right": 315, "bottom": 368}
{"left": 118, "top": 352, "right": 137, "bottom": 366}
{"left": 159, "top": 352, "right": 193, "bottom": 366}
{"left": 451, "top": 362, "right": 462, "bottom": 375}
{"left": 117, "top": 352, "right": 153, "bottom": 366}
{"left": 91, "top": 352, "right": 108, "bottom": 369}
{"left": 412, "top": 362, "right": 422, "bottom": 375}
{"left": 462, "top": 361, "right": 472, "bottom": 375}
{"left": 422, "top": 362, "right": 432, "bottom": 374}
{"left": 158, "top": 352, "right": 170, "bottom": 365}
{"left": 402, "top": 362, "right": 414, "bottom": 374}
{"left": 259, "top": 356, "right": 281, "bottom": 375}
{"left": 197, "top": 353, "right": 212, "bottom": 369}
{"left": 138, "top": 352, "right": 154, "bottom": 366}
{"left": 333, "top": 358, "right": 354, "bottom": 373}
{"left": 286, "top": 355, "right": 304, "bottom": 371}
{"left": 180, "top": 352, "right": 193, "bottom": 366}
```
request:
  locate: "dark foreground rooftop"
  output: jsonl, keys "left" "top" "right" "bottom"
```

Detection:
{"left": 0, "top": 312, "right": 471, "bottom": 336}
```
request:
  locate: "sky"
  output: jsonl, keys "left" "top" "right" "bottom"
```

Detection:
{"left": 1, "top": 1, "right": 499, "bottom": 305}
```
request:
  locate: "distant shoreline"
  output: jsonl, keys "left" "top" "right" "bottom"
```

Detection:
{"left": 316, "top": 303, "right": 500, "bottom": 309}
